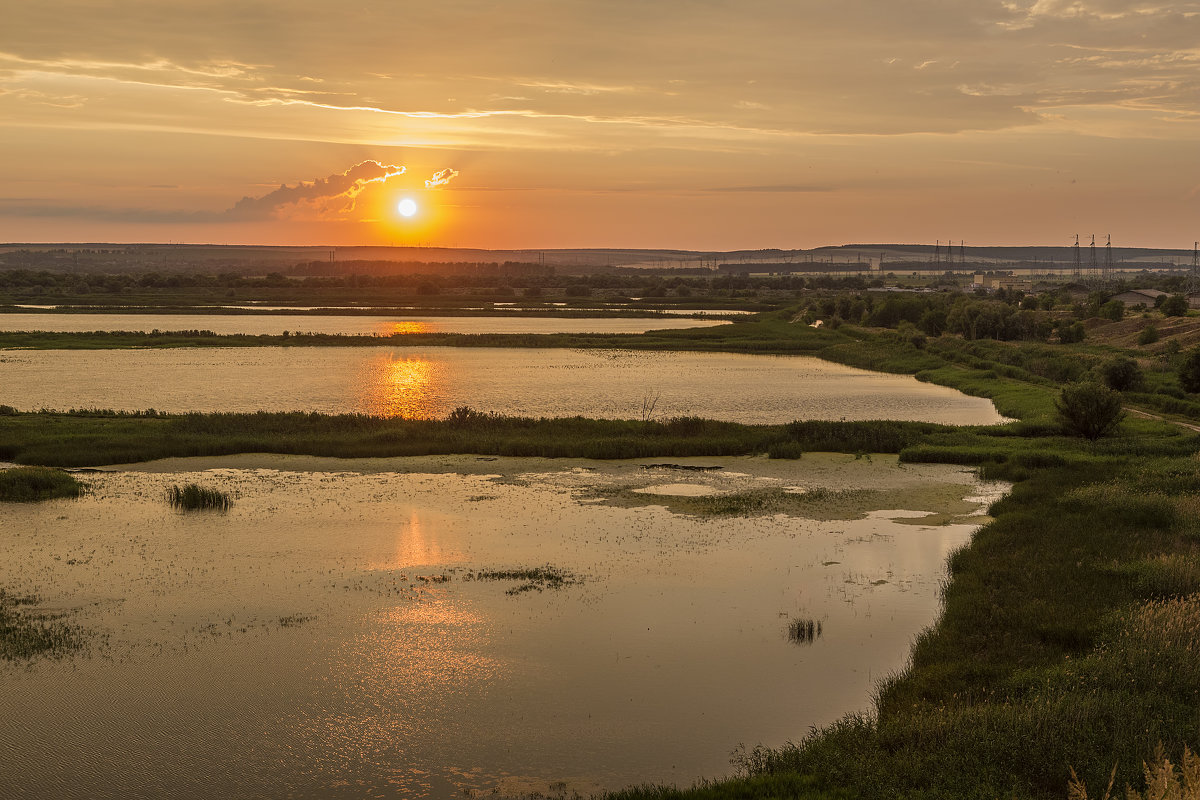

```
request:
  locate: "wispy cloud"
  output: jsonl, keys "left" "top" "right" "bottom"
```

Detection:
{"left": 424, "top": 168, "right": 459, "bottom": 188}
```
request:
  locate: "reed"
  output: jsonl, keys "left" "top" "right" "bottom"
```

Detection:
{"left": 167, "top": 483, "right": 232, "bottom": 511}
{"left": 0, "top": 466, "right": 84, "bottom": 502}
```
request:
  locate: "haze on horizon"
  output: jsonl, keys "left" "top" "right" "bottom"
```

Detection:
{"left": 3, "top": 1, "right": 1200, "bottom": 251}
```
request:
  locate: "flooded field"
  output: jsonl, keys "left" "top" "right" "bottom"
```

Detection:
{"left": 0, "top": 347, "right": 1006, "bottom": 424}
{"left": 0, "top": 454, "right": 1006, "bottom": 799}
{"left": 0, "top": 312, "right": 730, "bottom": 336}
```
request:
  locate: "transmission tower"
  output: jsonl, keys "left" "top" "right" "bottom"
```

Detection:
{"left": 934, "top": 240, "right": 941, "bottom": 267}
{"left": 1103, "top": 235, "right": 1113, "bottom": 285}
{"left": 1088, "top": 234, "right": 1098, "bottom": 282}
{"left": 1189, "top": 241, "right": 1200, "bottom": 296}
{"left": 1072, "top": 234, "right": 1081, "bottom": 281}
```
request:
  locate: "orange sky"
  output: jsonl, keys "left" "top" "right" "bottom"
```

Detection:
{"left": 3, "top": 1, "right": 1200, "bottom": 250}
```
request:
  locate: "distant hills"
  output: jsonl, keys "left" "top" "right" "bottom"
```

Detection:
{"left": 0, "top": 242, "right": 1196, "bottom": 274}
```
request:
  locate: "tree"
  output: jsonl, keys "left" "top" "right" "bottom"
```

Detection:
{"left": 1056, "top": 382, "right": 1125, "bottom": 439}
{"left": 1179, "top": 347, "right": 1200, "bottom": 393}
{"left": 1162, "top": 294, "right": 1189, "bottom": 317}
{"left": 1098, "top": 356, "right": 1143, "bottom": 391}
{"left": 1099, "top": 299, "right": 1125, "bottom": 321}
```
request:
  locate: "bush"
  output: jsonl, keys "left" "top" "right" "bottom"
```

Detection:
{"left": 1058, "top": 320, "right": 1086, "bottom": 344}
{"left": 1179, "top": 348, "right": 1200, "bottom": 393}
{"left": 1098, "top": 356, "right": 1143, "bottom": 392}
{"left": 1056, "top": 382, "right": 1126, "bottom": 439}
{"left": 1162, "top": 294, "right": 1190, "bottom": 317}
{"left": 1099, "top": 299, "right": 1125, "bottom": 321}
{"left": 1138, "top": 324, "right": 1159, "bottom": 346}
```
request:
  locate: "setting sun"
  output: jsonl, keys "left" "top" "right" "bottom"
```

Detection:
{"left": 397, "top": 198, "right": 417, "bottom": 218}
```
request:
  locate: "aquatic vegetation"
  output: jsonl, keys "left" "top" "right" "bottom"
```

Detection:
{"left": 787, "top": 618, "right": 822, "bottom": 644}
{"left": 167, "top": 483, "right": 232, "bottom": 511}
{"left": 0, "top": 590, "right": 87, "bottom": 660}
{"left": 0, "top": 466, "right": 84, "bottom": 502}
{"left": 465, "top": 566, "right": 580, "bottom": 594}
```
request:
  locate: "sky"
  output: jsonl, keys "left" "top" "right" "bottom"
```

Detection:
{"left": 3, "top": 0, "right": 1200, "bottom": 250}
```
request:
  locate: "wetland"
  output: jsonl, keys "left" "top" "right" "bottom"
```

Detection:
{"left": 0, "top": 454, "right": 1004, "bottom": 799}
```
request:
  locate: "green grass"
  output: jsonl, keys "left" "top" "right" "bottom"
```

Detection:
{"left": 167, "top": 483, "right": 232, "bottom": 511}
{"left": 0, "top": 465, "right": 84, "bottom": 501}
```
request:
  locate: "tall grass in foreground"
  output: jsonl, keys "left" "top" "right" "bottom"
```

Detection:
{"left": 167, "top": 483, "right": 231, "bottom": 511}
{"left": 0, "top": 466, "right": 83, "bottom": 502}
{"left": 1070, "top": 746, "right": 1200, "bottom": 800}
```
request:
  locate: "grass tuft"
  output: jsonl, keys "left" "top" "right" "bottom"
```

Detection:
{"left": 0, "top": 466, "right": 84, "bottom": 502}
{"left": 167, "top": 483, "right": 232, "bottom": 511}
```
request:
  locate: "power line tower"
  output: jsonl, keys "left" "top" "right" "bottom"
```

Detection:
{"left": 1072, "top": 234, "right": 1081, "bottom": 281}
{"left": 1189, "top": 241, "right": 1200, "bottom": 296}
{"left": 1088, "top": 234, "right": 1098, "bottom": 282}
{"left": 1103, "top": 235, "right": 1113, "bottom": 285}
{"left": 959, "top": 240, "right": 965, "bottom": 267}
{"left": 933, "top": 240, "right": 941, "bottom": 268}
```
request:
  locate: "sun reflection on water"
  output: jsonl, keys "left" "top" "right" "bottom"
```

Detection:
{"left": 369, "top": 509, "right": 468, "bottom": 571}
{"left": 360, "top": 354, "right": 445, "bottom": 418}
{"left": 374, "top": 321, "right": 437, "bottom": 336}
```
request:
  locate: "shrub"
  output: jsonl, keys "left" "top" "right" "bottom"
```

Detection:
{"left": 1098, "top": 356, "right": 1144, "bottom": 392}
{"left": 1179, "top": 348, "right": 1200, "bottom": 393}
{"left": 1162, "top": 294, "right": 1190, "bottom": 317}
{"left": 1058, "top": 320, "right": 1086, "bottom": 344}
{"left": 1056, "top": 382, "right": 1126, "bottom": 439}
{"left": 1099, "top": 299, "right": 1125, "bottom": 321}
{"left": 1138, "top": 324, "right": 1159, "bottom": 346}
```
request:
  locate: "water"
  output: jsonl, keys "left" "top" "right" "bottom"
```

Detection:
{"left": 0, "top": 313, "right": 730, "bottom": 336}
{"left": 0, "top": 347, "right": 1005, "bottom": 424}
{"left": 0, "top": 454, "right": 1006, "bottom": 799}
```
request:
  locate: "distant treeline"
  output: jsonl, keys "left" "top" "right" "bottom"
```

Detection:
{"left": 0, "top": 267, "right": 883, "bottom": 299}
{"left": 290, "top": 260, "right": 554, "bottom": 277}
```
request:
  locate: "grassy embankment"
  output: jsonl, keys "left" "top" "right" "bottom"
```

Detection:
{"left": 6, "top": 313, "right": 1200, "bottom": 796}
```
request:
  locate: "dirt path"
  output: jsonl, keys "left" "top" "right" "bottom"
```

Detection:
{"left": 1126, "top": 405, "right": 1200, "bottom": 433}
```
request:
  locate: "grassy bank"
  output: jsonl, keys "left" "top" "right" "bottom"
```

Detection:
{"left": 0, "top": 408, "right": 1000, "bottom": 467}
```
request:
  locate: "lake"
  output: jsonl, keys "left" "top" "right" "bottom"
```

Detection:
{"left": 0, "top": 347, "right": 1006, "bottom": 424}
{"left": 0, "top": 454, "right": 1006, "bottom": 799}
{"left": 0, "top": 312, "right": 731, "bottom": 336}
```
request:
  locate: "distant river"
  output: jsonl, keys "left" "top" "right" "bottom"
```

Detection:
{"left": 0, "top": 313, "right": 730, "bottom": 336}
{"left": 0, "top": 347, "right": 1005, "bottom": 424}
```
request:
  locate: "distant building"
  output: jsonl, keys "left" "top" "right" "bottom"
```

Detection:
{"left": 972, "top": 272, "right": 1031, "bottom": 292}
{"left": 1110, "top": 289, "right": 1167, "bottom": 307}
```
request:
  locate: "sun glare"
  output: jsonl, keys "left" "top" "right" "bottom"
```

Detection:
{"left": 397, "top": 198, "right": 418, "bottom": 218}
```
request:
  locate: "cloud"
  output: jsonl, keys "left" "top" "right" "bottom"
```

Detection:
{"left": 424, "top": 168, "right": 459, "bottom": 188}
{"left": 226, "top": 160, "right": 405, "bottom": 220}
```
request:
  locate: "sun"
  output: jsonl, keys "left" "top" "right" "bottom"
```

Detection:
{"left": 397, "top": 198, "right": 418, "bottom": 218}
